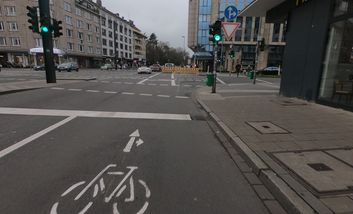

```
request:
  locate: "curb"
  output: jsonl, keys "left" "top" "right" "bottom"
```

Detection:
{"left": 197, "top": 98, "right": 317, "bottom": 214}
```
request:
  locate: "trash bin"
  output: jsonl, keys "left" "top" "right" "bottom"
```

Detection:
{"left": 249, "top": 71, "right": 254, "bottom": 80}
{"left": 206, "top": 73, "right": 214, "bottom": 86}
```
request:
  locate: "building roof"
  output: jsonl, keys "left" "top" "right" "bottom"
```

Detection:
{"left": 239, "top": 0, "right": 285, "bottom": 16}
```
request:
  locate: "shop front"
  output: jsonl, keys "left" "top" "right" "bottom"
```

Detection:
{"left": 241, "top": 0, "right": 353, "bottom": 111}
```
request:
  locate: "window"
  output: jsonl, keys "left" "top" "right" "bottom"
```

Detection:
{"left": 84, "top": 12, "right": 91, "bottom": 20}
{"left": 88, "top": 46, "right": 93, "bottom": 53}
{"left": 94, "top": 15, "right": 99, "bottom": 23}
{"left": 0, "top": 22, "right": 4, "bottom": 31}
{"left": 103, "top": 48, "right": 107, "bottom": 55}
{"left": 75, "top": 7, "right": 81, "bottom": 16}
{"left": 129, "top": 46, "right": 132, "bottom": 51}
{"left": 5, "top": 6, "right": 16, "bottom": 16}
{"left": 319, "top": 17, "right": 353, "bottom": 107}
{"left": 87, "top": 23, "right": 91, "bottom": 31}
{"left": 87, "top": 34, "right": 92, "bottom": 42}
{"left": 77, "top": 20, "right": 84, "bottom": 28}
{"left": 244, "top": 17, "right": 253, "bottom": 42}
{"left": 109, "top": 49, "right": 114, "bottom": 56}
{"left": 108, "top": 31, "right": 113, "bottom": 38}
{"left": 96, "top": 48, "right": 101, "bottom": 54}
{"left": 64, "top": 2, "right": 71, "bottom": 12}
{"left": 129, "top": 29, "right": 131, "bottom": 36}
{"left": 8, "top": 22, "right": 18, "bottom": 31}
{"left": 129, "top": 53, "right": 132, "bottom": 59}
{"left": 120, "top": 35, "right": 123, "bottom": 42}
{"left": 65, "top": 16, "right": 73, "bottom": 25}
{"left": 102, "top": 17, "right": 106, "bottom": 26}
{"left": 109, "top": 40, "right": 113, "bottom": 47}
{"left": 272, "top": 23, "right": 281, "bottom": 43}
{"left": 96, "top": 37, "right": 100, "bottom": 44}
{"left": 108, "top": 20, "right": 113, "bottom": 29}
{"left": 67, "top": 42, "right": 74, "bottom": 51}
{"left": 10, "top": 37, "right": 20, "bottom": 46}
{"left": 129, "top": 39, "right": 131, "bottom": 44}
{"left": 0, "top": 37, "right": 6, "bottom": 46}
{"left": 95, "top": 26, "right": 100, "bottom": 33}
{"left": 35, "top": 38, "right": 42, "bottom": 47}
{"left": 78, "top": 32, "right": 84, "bottom": 40}
{"left": 120, "top": 25, "right": 123, "bottom": 33}
{"left": 66, "top": 29, "right": 73, "bottom": 37}
{"left": 102, "top": 39, "right": 107, "bottom": 46}
{"left": 78, "top": 44, "right": 84, "bottom": 52}
{"left": 120, "top": 44, "right": 123, "bottom": 49}
{"left": 125, "top": 45, "right": 128, "bottom": 50}
{"left": 102, "top": 29, "right": 106, "bottom": 36}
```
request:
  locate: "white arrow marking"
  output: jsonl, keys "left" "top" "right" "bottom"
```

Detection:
{"left": 124, "top": 130, "right": 144, "bottom": 152}
{"left": 136, "top": 139, "right": 144, "bottom": 147}
{"left": 130, "top": 129, "right": 140, "bottom": 137}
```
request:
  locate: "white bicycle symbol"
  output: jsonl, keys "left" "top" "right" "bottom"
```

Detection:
{"left": 50, "top": 164, "right": 151, "bottom": 214}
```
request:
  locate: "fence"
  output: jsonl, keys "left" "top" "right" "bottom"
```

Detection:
{"left": 161, "top": 66, "right": 200, "bottom": 74}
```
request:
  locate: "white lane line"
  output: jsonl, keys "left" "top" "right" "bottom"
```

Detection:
{"left": 113, "top": 82, "right": 122, "bottom": 84}
{"left": 257, "top": 78, "right": 278, "bottom": 85}
{"left": 101, "top": 81, "right": 110, "bottom": 83}
{"left": 171, "top": 73, "right": 176, "bottom": 86}
{"left": 86, "top": 90, "right": 100, "bottom": 93}
{"left": 68, "top": 89, "right": 82, "bottom": 91}
{"left": 51, "top": 87, "right": 65, "bottom": 90}
{"left": 0, "top": 116, "right": 76, "bottom": 159}
{"left": 139, "top": 93, "right": 152, "bottom": 96}
{"left": 0, "top": 107, "right": 192, "bottom": 121}
{"left": 175, "top": 96, "right": 190, "bottom": 99}
{"left": 104, "top": 91, "right": 117, "bottom": 94}
{"left": 217, "top": 77, "right": 227, "bottom": 85}
{"left": 122, "top": 92, "right": 135, "bottom": 95}
{"left": 137, "top": 73, "right": 161, "bottom": 84}
{"left": 157, "top": 95, "right": 170, "bottom": 98}
{"left": 124, "top": 82, "right": 133, "bottom": 85}
{"left": 183, "top": 85, "right": 192, "bottom": 87}
{"left": 147, "top": 83, "right": 157, "bottom": 86}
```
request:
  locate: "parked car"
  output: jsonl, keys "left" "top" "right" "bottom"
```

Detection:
{"left": 149, "top": 64, "right": 161, "bottom": 72}
{"left": 100, "top": 64, "right": 114, "bottom": 70}
{"left": 57, "top": 62, "right": 79, "bottom": 72}
{"left": 34, "top": 64, "right": 45, "bottom": 71}
{"left": 165, "top": 63, "right": 175, "bottom": 68}
{"left": 137, "top": 66, "right": 152, "bottom": 74}
{"left": 258, "top": 66, "right": 280, "bottom": 75}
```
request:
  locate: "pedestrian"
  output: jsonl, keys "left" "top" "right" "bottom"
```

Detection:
{"left": 235, "top": 62, "right": 241, "bottom": 77}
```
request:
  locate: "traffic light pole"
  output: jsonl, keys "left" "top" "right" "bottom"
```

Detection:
{"left": 39, "top": 0, "right": 56, "bottom": 83}
{"left": 212, "top": 43, "right": 218, "bottom": 93}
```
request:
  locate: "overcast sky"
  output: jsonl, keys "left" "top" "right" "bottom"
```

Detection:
{"left": 102, "top": 0, "right": 189, "bottom": 51}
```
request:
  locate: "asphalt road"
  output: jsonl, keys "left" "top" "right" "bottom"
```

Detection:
{"left": 0, "top": 69, "right": 279, "bottom": 214}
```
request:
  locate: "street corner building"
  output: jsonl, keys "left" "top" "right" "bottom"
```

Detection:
{"left": 242, "top": 0, "right": 353, "bottom": 111}
{"left": 0, "top": 0, "right": 147, "bottom": 69}
{"left": 188, "top": 0, "right": 286, "bottom": 72}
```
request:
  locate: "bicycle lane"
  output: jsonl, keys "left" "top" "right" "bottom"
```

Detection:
{"left": 0, "top": 117, "right": 270, "bottom": 214}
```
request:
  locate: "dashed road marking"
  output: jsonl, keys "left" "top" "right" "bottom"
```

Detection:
{"left": 104, "top": 91, "right": 118, "bottom": 94}
{"left": 157, "top": 95, "right": 170, "bottom": 98}
{"left": 51, "top": 87, "right": 65, "bottom": 90}
{"left": 68, "top": 89, "right": 83, "bottom": 91}
{"left": 86, "top": 90, "right": 100, "bottom": 93}
{"left": 140, "top": 93, "right": 153, "bottom": 96}
{"left": 175, "top": 96, "right": 190, "bottom": 99}
{"left": 122, "top": 92, "right": 135, "bottom": 95}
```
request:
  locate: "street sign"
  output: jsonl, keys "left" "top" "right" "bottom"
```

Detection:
{"left": 222, "top": 22, "right": 241, "bottom": 41}
{"left": 224, "top": 6, "right": 238, "bottom": 21}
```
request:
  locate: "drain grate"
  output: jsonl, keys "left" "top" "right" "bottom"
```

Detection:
{"left": 247, "top": 121, "right": 289, "bottom": 134}
{"left": 308, "top": 163, "right": 333, "bottom": 172}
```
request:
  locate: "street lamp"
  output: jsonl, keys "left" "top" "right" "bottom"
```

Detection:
{"left": 182, "top": 36, "right": 186, "bottom": 66}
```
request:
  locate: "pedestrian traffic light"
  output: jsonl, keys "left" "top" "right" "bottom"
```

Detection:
{"left": 26, "top": 6, "right": 40, "bottom": 33}
{"left": 40, "top": 16, "right": 52, "bottom": 34}
{"left": 213, "top": 20, "right": 222, "bottom": 42}
{"left": 229, "top": 50, "right": 235, "bottom": 58}
{"left": 52, "top": 19, "right": 63, "bottom": 38}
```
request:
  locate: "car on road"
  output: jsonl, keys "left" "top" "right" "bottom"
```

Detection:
{"left": 57, "top": 62, "right": 79, "bottom": 72}
{"left": 137, "top": 66, "right": 152, "bottom": 74}
{"left": 165, "top": 63, "right": 175, "bottom": 68}
{"left": 100, "top": 64, "right": 114, "bottom": 70}
{"left": 149, "top": 64, "right": 161, "bottom": 72}
{"left": 34, "top": 64, "right": 45, "bottom": 71}
{"left": 258, "top": 66, "right": 280, "bottom": 75}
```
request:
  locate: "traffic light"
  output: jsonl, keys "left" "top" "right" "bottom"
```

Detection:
{"left": 26, "top": 6, "right": 39, "bottom": 33}
{"left": 52, "top": 19, "right": 63, "bottom": 38}
{"left": 209, "top": 24, "right": 215, "bottom": 42}
{"left": 229, "top": 50, "right": 235, "bottom": 58}
{"left": 213, "top": 20, "right": 222, "bottom": 42}
{"left": 40, "top": 16, "right": 52, "bottom": 34}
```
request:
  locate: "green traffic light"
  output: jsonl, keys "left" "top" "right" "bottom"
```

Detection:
{"left": 214, "top": 34, "right": 221, "bottom": 42}
{"left": 41, "top": 26, "right": 49, "bottom": 33}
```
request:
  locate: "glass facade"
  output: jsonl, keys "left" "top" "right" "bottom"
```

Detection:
{"left": 197, "top": 0, "right": 212, "bottom": 51}
{"left": 319, "top": 0, "right": 353, "bottom": 108}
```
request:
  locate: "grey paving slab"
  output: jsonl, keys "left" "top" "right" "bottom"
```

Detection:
{"left": 274, "top": 151, "right": 353, "bottom": 193}
{"left": 264, "top": 200, "right": 288, "bottom": 214}
{"left": 321, "top": 197, "right": 353, "bottom": 213}
{"left": 327, "top": 149, "right": 353, "bottom": 166}
{"left": 253, "top": 185, "right": 275, "bottom": 200}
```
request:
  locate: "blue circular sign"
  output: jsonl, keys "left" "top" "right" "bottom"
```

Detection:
{"left": 224, "top": 6, "right": 238, "bottom": 21}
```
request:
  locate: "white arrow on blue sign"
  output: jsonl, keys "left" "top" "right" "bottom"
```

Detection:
{"left": 224, "top": 5, "right": 238, "bottom": 21}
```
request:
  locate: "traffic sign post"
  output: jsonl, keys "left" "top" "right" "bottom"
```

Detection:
{"left": 222, "top": 22, "right": 241, "bottom": 41}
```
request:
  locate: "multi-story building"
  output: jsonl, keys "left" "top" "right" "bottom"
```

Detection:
{"left": 188, "top": 0, "right": 286, "bottom": 71}
{"left": 0, "top": 0, "right": 145, "bottom": 68}
{"left": 131, "top": 25, "right": 147, "bottom": 66}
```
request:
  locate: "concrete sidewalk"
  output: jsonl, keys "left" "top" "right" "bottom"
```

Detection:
{"left": 196, "top": 86, "right": 353, "bottom": 214}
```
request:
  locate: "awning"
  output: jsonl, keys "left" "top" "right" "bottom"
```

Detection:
{"left": 239, "top": 0, "right": 286, "bottom": 17}
{"left": 29, "top": 48, "right": 65, "bottom": 56}
{"left": 193, "top": 52, "right": 213, "bottom": 60}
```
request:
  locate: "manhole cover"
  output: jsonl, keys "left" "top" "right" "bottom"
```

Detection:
{"left": 246, "top": 122, "right": 289, "bottom": 134}
{"left": 273, "top": 150, "right": 353, "bottom": 195}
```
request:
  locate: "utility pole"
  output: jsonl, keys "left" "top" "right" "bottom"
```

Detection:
{"left": 39, "top": 0, "right": 56, "bottom": 83}
{"left": 212, "top": 43, "right": 218, "bottom": 93}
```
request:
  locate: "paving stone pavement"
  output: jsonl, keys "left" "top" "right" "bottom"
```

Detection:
{"left": 196, "top": 86, "right": 353, "bottom": 214}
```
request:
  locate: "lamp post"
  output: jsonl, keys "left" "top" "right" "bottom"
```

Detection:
{"left": 182, "top": 36, "right": 186, "bottom": 65}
